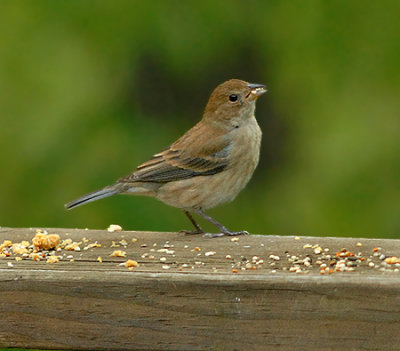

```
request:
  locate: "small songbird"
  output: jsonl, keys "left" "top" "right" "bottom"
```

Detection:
{"left": 65, "top": 79, "right": 266, "bottom": 237}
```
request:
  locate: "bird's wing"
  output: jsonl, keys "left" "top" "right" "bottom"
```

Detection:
{"left": 119, "top": 123, "right": 231, "bottom": 183}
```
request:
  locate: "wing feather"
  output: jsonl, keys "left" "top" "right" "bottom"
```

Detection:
{"left": 119, "top": 123, "right": 231, "bottom": 184}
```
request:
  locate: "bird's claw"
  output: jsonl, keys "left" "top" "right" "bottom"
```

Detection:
{"left": 203, "top": 230, "right": 249, "bottom": 238}
{"left": 224, "top": 230, "right": 249, "bottom": 236}
{"left": 180, "top": 229, "right": 205, "bottom": 235}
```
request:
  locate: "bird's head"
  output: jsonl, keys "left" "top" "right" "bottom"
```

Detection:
{"left": 203, "top": 79, "right": 267, "bottom": 122}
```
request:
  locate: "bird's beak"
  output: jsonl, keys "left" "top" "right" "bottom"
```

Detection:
{"left": 247, "top": 83, "right": 267, "bottom": 100}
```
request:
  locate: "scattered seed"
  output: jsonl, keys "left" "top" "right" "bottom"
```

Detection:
{"left": 107, "top": 224, "right": 122, "bottom": 232}
{"left": 124, "top": 259, "right": 139, "bottom": 268}
{"left": 205, "top": 251, "right": 216, "bottom": 257}
{"left": 46, "top": 256, "right": 59, "bottom": 264}
{"left": 119, "top": 239, "right": 128, "bottom": 246}
{"left": 385, "top": 257, "right": 400, "bottom": 264}
{"left": 110, "top": 250, "right": 126, "bottom": 257}
{"left": 269, "top": 255, "right": 280, "bottom": 261}
{"left": 314, "top": 248, "right": 322, "bottom": 255}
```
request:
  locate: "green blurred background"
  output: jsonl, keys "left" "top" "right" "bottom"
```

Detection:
{"left": 1, "top": 0, "right": 399, "bottom": 238}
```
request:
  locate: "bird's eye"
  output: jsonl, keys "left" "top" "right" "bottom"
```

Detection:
{"left": 229, "top": 94, "right": 238, "bottom": 102}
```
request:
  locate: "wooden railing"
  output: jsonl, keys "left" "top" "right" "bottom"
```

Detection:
{"left": 1, "top": 227, "right": 400, "bottom": 350}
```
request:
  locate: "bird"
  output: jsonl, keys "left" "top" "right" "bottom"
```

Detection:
{"left": 65, "top": 79, "right": 266, "bottom": 237}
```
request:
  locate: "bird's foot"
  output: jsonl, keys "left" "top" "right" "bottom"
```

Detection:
{"left": 180, "top": 229, "right": 205, "bottom": 235}
{"left": 227, "top": 230, "right": 249, "bottom": 236}
{"left": 203, "top": 230, "right": 249, "bottom": 238}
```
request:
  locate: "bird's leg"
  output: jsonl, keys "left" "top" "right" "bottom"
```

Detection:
{"left": 180, "top": 210, "right": 205, "bottom": 235}
{"left": 193, "top": 208, "right": 249, "bottom": 238}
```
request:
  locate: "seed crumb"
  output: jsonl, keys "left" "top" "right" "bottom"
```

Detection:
{"left": 205, "top": 251, "right": 216, "bottom": 257}
{"left": 124, "top": 259, "right": 139, "bottom": 268}
{"left": 107, "top": 224, "right": 122, "bottom": 232}
{"left": 269, "top": 254, "right": 280, "bottom": 261}
{"left": 46, "top": 256, "right": 59, "bottom": 264}
{"left": 110, "top": 250, "right": 126, "bottom": 257}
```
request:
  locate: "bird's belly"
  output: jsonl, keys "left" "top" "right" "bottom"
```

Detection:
{"left": 156, "top": 170, "right": 244, "bottom": 209}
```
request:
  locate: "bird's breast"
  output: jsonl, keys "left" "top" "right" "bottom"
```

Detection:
{"left": 228, "top": 115, "right": 262, "bottom": 169}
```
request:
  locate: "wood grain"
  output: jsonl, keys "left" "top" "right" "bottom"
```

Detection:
{"left": 1, "top": 227, "right": 400, "bottom": 350}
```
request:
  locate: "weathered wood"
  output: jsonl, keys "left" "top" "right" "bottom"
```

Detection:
{"left": 1, "top": 227, "right": 400, "bottom": 350}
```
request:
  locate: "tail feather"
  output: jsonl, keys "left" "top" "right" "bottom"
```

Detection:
{"left": 65, "top": 187, "right": 118, "bottom": 210}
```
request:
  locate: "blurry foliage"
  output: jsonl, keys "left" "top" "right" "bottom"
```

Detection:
{"left": 0, "top": 0, "right": 399, "bottom": 237}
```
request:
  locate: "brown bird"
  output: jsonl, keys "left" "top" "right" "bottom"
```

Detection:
{"left": 65, "top": 79, "right": 266, "bottom": 237}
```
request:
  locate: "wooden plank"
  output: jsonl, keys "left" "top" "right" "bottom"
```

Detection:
{"left": 1, "top": 227, "right": 400, "bottom": 350}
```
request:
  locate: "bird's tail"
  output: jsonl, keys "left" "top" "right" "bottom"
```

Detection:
{"left": 65, "top": 186, "right": 119, "bottom": 210}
